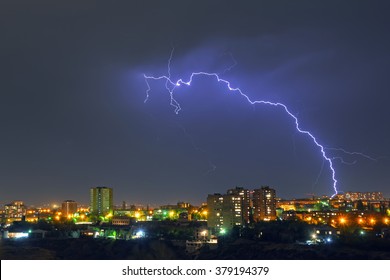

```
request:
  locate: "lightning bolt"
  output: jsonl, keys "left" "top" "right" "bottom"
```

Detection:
{"left": 325, "top": 147, "right": 377, "bottom": 162}
{"left": 220, "top": 51, "right": 238, "bottom": 75}
{"left": 142, "top": 50, "right": 376, "bottom": 197}
{"left": 331, "top": 157, "right": 358, "bottom": 165}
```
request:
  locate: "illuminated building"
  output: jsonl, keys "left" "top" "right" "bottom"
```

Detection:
{"left": 62, "top": 200, "right": 78, "bottom": 217}
{"left": 112, "top": 216, "right": 131, "bottom": 226}
{"left": 114, "top": 207, "right": 149, "bottom": 222}
{"left": 277, "top": 201, "right": 297, "bottom": 212}
{"left": 185, "top": 238, "right": 218, "bottom": 254}
{"left": 4, "top": 201, "right": 26, "bottom": 222}
{"left": 151, "top": 203, "right": 191, "bottom": 221}
{"left": 223, "top": 193, "right": 245, "bottom": 228}
{"left": 207, "top": 187, "right": 251, "bottom": 231}
{"left": 207, "top": 193, "right": 224, "bottom": 230}
{"left": 25, "top": 208, "right": 39, "bottom": 222}
{"left": 277, "top": 198, "right": 318, "bottom": 212}
{"left": 23, "top": 208, "right": 52, "bottom": 222}
{"left": 37, "top": 208, "right": 52, "bottom": 220}
{"left": 90, "top": 186, "right": 113, "bottom": 216}
{"left": 253, "top": 186, "right": 276, "bottom": 221}
{"left": 335, "top": 192, "right": 384, "bottom": 201}
{"left": 0, "top": 209, "right": 5, "bottom": 222}
{"left": 177, "top": 202, "right": 191, "bottom": 209}
{"left": 227, "top": 187, "right": 251, "bottom": 224}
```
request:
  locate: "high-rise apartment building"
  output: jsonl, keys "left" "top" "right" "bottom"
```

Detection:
{"left": 62, "top": 200, "right": 78, "bottom": 217}
{"left": 222, "top": 194, "right": 245, "bottom": 229}
{"left": 227, "top": 187, "right": 252, "bottom": 224}
{"left": 207, "top": 187, "right": 251, "bottom": 232}
{"left": 90, "top": 187, "right": 113, "bottom": 216}
{"left": 253, "top": 186, "right": 276, "bottom": 221}
{"left": 207, "top": 193, "right": 224, "bottom": 230}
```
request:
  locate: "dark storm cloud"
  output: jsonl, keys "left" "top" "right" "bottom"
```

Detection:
{"left": 0, "top": 1, "right": 389, "bottom": 205}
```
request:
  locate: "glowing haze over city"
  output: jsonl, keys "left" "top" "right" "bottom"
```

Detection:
{"left": 1, "top": 1, "right": 390, "bottom": 206}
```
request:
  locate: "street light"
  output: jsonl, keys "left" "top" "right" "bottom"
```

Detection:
{"left": 201, "top": 230, "right": 207, "bottom": 240}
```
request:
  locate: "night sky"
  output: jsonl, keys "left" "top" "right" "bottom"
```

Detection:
{"left": 1, "top": 1, "right": 390, "bottom": 206}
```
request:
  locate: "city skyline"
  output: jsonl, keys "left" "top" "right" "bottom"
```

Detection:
{"left": 2, "top": 186, "right": 388, "bottom": 238}
{"left": 1, "top": 186, "right": 387, "bottom": 210}
{"left": 2, "top": 184, "right": 389, "bottom": 261}
{"left": 1, "top": 1, "right": 390, "bottom": 206}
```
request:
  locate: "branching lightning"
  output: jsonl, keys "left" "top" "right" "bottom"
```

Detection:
{"left": 331, "top": 157, "right": 358, "bottom": 165}
{"left": 143, "top": 50, "right": 376, "bottom": 197}
{"left": 220, "top": 51, "right": 238, "bottom": 75}
{"left": 325, "top": 147, "right": 378, "bottom": 162}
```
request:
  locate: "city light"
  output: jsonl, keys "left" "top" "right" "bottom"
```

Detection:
{"left": 134, "top": 230, "right": 145, "bottom": 239}
{"left": 9, "top": 232, "right": 29, "bottom": 239}
{"left": 1, "top": 187, "right": 390, "bottom": 252}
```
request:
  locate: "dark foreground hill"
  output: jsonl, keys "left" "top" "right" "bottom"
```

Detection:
{"left": 197, "top": 239, "right": 390, "bottom": 260}
{"left": 0, "top": 238, "right": 187, "bottom": 260}
{"left": 1, "top": 238, "right": 390, "bottom": 260}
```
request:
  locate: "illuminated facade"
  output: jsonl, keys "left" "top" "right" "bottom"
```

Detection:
{"left": 335, "top": 192, "right": 384, "bottom": 201}
{"left": 25, "top": 208, "right": 39, "bottom": 222}
{"left": 4, "top": 201, "right": 26, "bottom": 222}
{"left": 207, "top": 187, "right": 251, "bottom": 231}
{"left": 223, "top": 194, "right": 245, "bottom": 228}
{"left": 90, "top": 187, "right": 113, "bottom": 216}
{"left": 112, "top": 216, "right": 131, "bottom": 226}
{"left": 207, "top": 193, "right": 224, "bottom": 230}
{"left": 253, "top": 186, "right": 277, "bottom": 221}
{"left": 227, "top": 187, "right": 251, "bottom": 225}
{"left": 62, "top": 200, "right": 78, "bottom": 217}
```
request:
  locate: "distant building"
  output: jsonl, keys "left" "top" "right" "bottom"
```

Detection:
{"left": 4, "top": 201, "right": 26, "bottom": 223}
{"left": 222, "top": 193, "right": 245, "bottom": 229}
{"left": 207, "top": 193, "right": 224, "bottom": 230}
{"left": 277, "top": 198, "right": 323, "bottom": 212}
{"left": 253, "top": 186, "right": 277, "bottom": 221}
{"left": 177, "top": 202, "right": 191, "bottom": 209}
{"left": 112, "top": 216, "right": 131, "bottom": 226}
{"left": 227, "top": 187, "right": 251, "bottom": 225}
{"left": 90, "top": 187, "right": 113, "bottom": 216}
{"left": 186, "top": 239, "right": 218, "bottom": 254}
{"left": 0, "top": 209, "right": 5, "bottom": 222}
{"left": 207, "top": 187, "right": 251, "bottom": 231}
{"left": 62, "top": 200, "right": 78, "bottom": 217}
{"left": 335, "top": 192, "right": 384, "bottom": 201}
{"left": 25, "top": 208, "right": 39, "bottom": 223}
